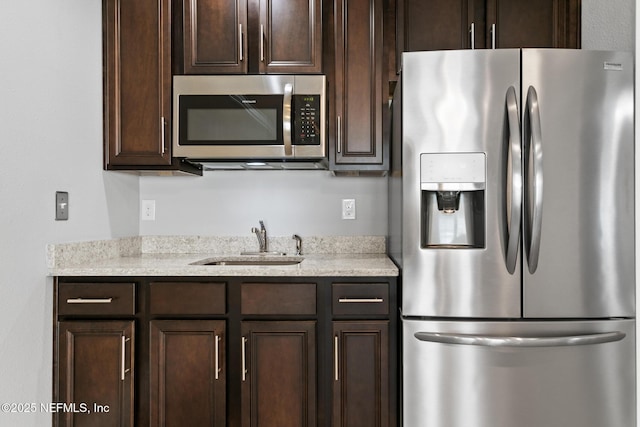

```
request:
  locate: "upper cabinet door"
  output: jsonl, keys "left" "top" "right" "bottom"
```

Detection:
{"left": 182, "top": 0, "right": 322, "bottom": 74}
{"left": 258, "top": 0, "right": 322, "bottom": 73}
{"left": 332, "top": 0, "right": 385, "bottom": 168}
{"left": 397, "top": 0, "right": 580, "bottom": 65}
{"left": 486, "top": 0, "right": 581, "bottom": 49}
{"left": 183, "top": 0, "right": 248, "bottom": 73}
{"left": 398, "top": 0, "right": 477, "bottom": 53}
{"left": 103, "top": 0, "right": 172, "bottom": 167}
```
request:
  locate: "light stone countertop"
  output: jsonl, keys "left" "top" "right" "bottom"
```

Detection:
{"left": 47, "top": 236, "right": 399, "bottom": 277}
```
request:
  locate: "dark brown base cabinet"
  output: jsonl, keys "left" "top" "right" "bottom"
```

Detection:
{"left": 150, "top": 320, "right": 226, "bottom": 426}
{"left": 241, "top": 321, "right": 317, "bottom": 427}
{"left": 53, "top": 276, "right": 398, "bottom": 427}
{"left": 333, "top": 321, "right": 389, "bottom": 427}
{"left": 57, "top": 321, "right": 134, "bottom": 427}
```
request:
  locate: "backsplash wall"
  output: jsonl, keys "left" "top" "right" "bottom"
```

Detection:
{"left": 139, "top": 170, "right": 388, "bottom": 237}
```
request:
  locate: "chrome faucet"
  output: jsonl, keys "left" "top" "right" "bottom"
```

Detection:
{"left": 292, "top": 234, "right": 303, "bottom": 256}
{"left": 251, "top": 220, "right": 268, "bottom": 253}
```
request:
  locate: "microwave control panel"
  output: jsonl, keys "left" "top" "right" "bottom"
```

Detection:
{"left": 293, "top": 95, "right": 321, "bottom": 145}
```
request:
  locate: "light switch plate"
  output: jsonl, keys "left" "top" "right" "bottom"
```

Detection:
{"left": 55, "top": 191, "right": 69, "bottom": 221}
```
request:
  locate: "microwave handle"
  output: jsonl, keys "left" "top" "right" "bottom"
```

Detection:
{"left": 283, "top": 83, "right": 293, "bottom": 156}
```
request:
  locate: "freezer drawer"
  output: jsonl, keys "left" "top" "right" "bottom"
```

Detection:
{"left": 402, "top": 318, "right": 635, "bottom": 427}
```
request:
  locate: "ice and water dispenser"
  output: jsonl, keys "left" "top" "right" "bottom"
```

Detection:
{"left": 420, "top": 153, "right": 486, "bottom": 248}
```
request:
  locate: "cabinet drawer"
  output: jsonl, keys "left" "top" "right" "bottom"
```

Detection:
{"left": 58, "top": 283, "right": 135, "bottom": 316}
{"left": 332, "top": 283, "right": 389, "bottom": 316}
{"left": 150, "top": 282, "right": 226, "bottom": 315}
{"left": 241, "top": 283, "right": 316, "bottom": 315}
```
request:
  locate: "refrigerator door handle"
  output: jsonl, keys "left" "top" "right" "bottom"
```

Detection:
{"left": 523, "top": 86, "right": 544, "bottom": 273}
{"left": 414, "top": 331, "right": 625, "bottom": 347}
{"left": 504, "top": 86, "right": 522, "bottom": 274}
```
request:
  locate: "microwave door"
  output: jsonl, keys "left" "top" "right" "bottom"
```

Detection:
{"left": 179, "top": 94, "right": 284, "bottom": 151}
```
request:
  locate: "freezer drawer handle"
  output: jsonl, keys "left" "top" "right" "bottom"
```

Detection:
{"left": 414, "top": 331, "right": 625, "bottom": 347}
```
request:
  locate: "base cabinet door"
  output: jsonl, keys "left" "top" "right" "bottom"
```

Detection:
{"left": 241, "top": 321, "right": 317, "bottom": 427}
{"left": 333, "top": 321, "right": 390, "bottom": 427}
{"left": 57, "top": 321, "right": 134, "bottom": 427}
{"left": 149, "top": 320, "right": 226, "bottom": 427}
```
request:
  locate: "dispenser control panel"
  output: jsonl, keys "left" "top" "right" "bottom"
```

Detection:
{"left": 420, "top": 152, "right": 486, "bottom": 190}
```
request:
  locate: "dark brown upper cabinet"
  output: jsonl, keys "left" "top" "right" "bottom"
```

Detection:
{"left": 485, "top": 0, "right": 581, "bottom": 49}
{"left": 103, "top": 0, "right": 201, "bottom": 174}
{"left": 181, "top": 0, "right": 322, "bottom": 74}
{"left": 328, "top": 0, "right": 387, "bottom": 172}
{"left": 397, "top": 0, "right": 581, "bottom": 68}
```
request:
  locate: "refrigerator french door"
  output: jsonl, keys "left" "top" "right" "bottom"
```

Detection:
{"left": 393, "top": 50, "right": 635, "bottom": 427}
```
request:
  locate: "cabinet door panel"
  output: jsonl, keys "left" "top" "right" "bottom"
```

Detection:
{"left": 103, "top": 0, "right": 172, "bottom": 167}
{"left": 57, "top": 321, "right": 134, "bottom": 427}
{"left": 241, "top": 321, "right": 316, "bottom": 427}
{"left": 184, "top": 0, "right": 248, "bottom": 73}
{"left": 401, "top": 0, "right": 474, "bottom": 52}
{"left": 259, "top": 0, "right": 322, "bottom": 73}
{"left": 333, "top": 321, "right": 389, "bottom": 427}
{"left": 333, "top": 0, "right": 384, "bottom": 165}
{"left": 150, "top": 320, "right": 226, "bottom": 427}
{"left": 487, "top": 0, "right": 578, "bottom": 48}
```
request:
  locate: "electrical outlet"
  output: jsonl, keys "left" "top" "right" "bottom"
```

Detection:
{"left": 141, "top": 200, "right": 156, "bottom": 221}
{"left": 342, "top": 198, "right": 356, "bottom": 220}
{"left": 55, "top": 191, "right": 69, "bottom": 221}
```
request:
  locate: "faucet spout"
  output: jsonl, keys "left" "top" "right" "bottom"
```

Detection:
{"left": 292, "top": 234, "right": 303, "bottom": 256}
{"left": 251, "top": 221, "right": 268, "bottom": 252}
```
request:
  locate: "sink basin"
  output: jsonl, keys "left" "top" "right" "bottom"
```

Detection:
{"left": 203, "top": 259, "right": 302, "bottom": 266}
{"left": 191, "top": 255, "right": 304, "bottom": 267}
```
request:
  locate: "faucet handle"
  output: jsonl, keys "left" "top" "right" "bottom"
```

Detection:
{"left": 292, "top": 234, "right": 303, "bottom": 256}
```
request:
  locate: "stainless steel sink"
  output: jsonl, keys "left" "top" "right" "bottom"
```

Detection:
{"left": 191, "top": 255, "right": 304, "bottom": 267}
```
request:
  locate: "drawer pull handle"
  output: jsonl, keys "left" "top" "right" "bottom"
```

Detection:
{"left": 338, "top": 298, "right": 384, "bottom": 303}
{"left": 121, "top": 336, "right": 130, "bottom": 381}
{"left": 334, "top": 335, "right": 339, "bottom": 381}
{"left": 66, "top": 298, "right": 113, "bottom": 304}
{"left": 241, "top": 337, "right": 247, "bottom": 382}
{"left": 215, "top": 335, "right": 221, "bottom": 380}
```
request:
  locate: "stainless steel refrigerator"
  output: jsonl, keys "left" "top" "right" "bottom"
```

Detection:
{"left": 388, "top": 49, "right": 635, "bottom": 427}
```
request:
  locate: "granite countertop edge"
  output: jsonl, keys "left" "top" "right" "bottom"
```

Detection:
{"left": 47, "top": 236, "right": 399, "bottom": 278}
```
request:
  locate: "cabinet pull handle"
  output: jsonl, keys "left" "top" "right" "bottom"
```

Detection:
{"left": 121, "top": 336, "right": 130, "bottom": 381}
{"left": 160, "top": 117, "right": 166, "bottom": 155}
{"left": 469, "top": 22, "right": 475, "bottom": 49}
{"left": 239, "top": 24, "right": 244, "bottom": 61}
{"left": 260, "top": 24, "right": 265, "bottom": 62}
{"left": 337, "top": 116, "right": 342, "bottom": 153}
{"left": 334, "top": 336, "right": 339, "bottom": 381}
{"left": 491, "top": 23, "right": 496, "bottom": 49}
{"left": 338, "top": 298, "right": 384, "bottom": 303}
{"left": 215, "top": 335, "right": 221, "bottom": 380}
{"left": 66, "top": 298, "right": 113, "bottom": 304}
{"left": 241, "top": 336, "right": 247, "bottom": 381}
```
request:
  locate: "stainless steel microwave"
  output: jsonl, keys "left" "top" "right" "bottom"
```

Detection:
{"left": 172, "top": 75, "right": 326, "bottom": 161}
